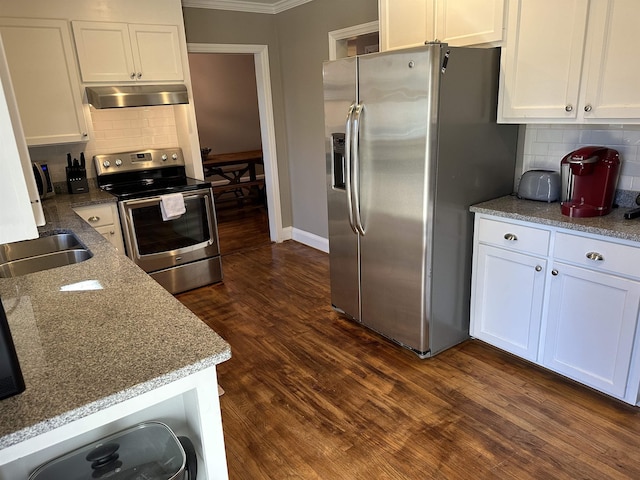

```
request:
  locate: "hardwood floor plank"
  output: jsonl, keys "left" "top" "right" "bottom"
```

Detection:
{"left": 177, "top": 240, "right": 640, "bottom": 479}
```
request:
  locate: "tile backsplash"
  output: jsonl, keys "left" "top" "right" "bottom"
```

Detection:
{"left": 521, "top": 124, "right": 640, "bottom": 191}
{"left": 28, "top": 106, "right": 179, "bottom": 183}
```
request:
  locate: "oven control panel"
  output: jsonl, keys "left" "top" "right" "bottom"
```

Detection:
{"left": 94, "top": 148, "right": 185, "bottom": 176}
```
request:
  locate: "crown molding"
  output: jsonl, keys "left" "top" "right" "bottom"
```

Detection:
{"left": 181, "top": 0, "right": 313, "bottom": 14}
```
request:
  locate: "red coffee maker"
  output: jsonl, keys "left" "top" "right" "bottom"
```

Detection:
{"left": 560, "top": 146, "right": 620, "bottom": 217}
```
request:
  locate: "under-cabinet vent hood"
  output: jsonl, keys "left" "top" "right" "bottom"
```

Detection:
{"left": 86, "top": 84, "right": 189, "bottom": 109}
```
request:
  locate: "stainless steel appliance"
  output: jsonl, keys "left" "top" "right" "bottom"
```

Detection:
{"left": 95, "top": 148, "right": 222, "bottom": 294}
{"left": 560, "top": 146, "right": 620, "bottom": 217}
{"left": 323, "top": 44, "right": 518, "bottom": 357}
{"left": 517, "top": 170, "right": 561, "bottom": 202}
{"left": 31, "top": 162, "right": 54, "bottom": 199}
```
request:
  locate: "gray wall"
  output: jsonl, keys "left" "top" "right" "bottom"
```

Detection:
{"left": 182, "top": 0, "right": 378, "bottom": 237}
{"left": 188, "top": 53, "right": 261, "bottom": 155}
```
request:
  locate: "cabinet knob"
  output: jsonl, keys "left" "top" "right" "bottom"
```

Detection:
{"left": 136, "top": 72, "right": 142, "bottom": 79}
{"left": 535, "top": 265, "right": 542, "bottom": 272}
{"left": 551, "top": 269, "right": 559, "bottom": 276}
{"left": 82, "top": 132, "right": 88, "bottom": 138}
{"left": 586, "top": 251, "right": 604, "bottom": 261}
{"left": 130, "top": 72, "right": 136, "bottom": 79}
{"left": 565, "top": 104, "right": 573, "bottom": 112}
{"left": 584, "top": 104, "right": 593, "bottom": 112}
{"left": 503, "top": 233, "right": 518, "bottom": 241}
{"left": 88, "top": 216, "right": 100, "bottom": 223}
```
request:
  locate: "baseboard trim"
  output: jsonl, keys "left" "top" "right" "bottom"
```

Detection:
{"left": 290, "top": 228, "right": 329, "bottom": 253}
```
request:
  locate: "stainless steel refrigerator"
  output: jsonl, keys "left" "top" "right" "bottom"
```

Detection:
{"left": 323, "top": 43, "right": 518, "bottom": 358}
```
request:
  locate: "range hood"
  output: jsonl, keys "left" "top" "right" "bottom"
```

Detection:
{"left": 86, "top": 84, "right": 189, "bottom": 109}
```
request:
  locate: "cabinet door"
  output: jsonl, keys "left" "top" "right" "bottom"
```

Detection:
{"left": 72, "top": 21, "right": 135, "bottom": 82}
{"left": 435, "top": 0, "right": 505, "bottom": 46}
{"left": 129, "top": 24, "right": 183, "bottom": 82}
{"left": 498, "top": 0, "right": 589, "bottom": 122}
{"left": 543, "top": 262, "right": 640, "bottom": 399}
{"left": 0, "top": 18, "right": 88, "bottom": 145}
{"left": 581, "top": 0, "right": 640, "bottom": 120}
{"left": 379, "top": 0, "right": 433, "bottom": 51}
{"left": 471, "top": 244, "right": 546, "bottom": 361}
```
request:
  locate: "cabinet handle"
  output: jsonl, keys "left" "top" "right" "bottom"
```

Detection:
{"left": 551, "top": 269, "right": 559, "bottom": 276}
{"left": 503, "top": 233, "right": 518, "bottom": 241}
{"left": 586, "top": 251, "right": 604, "bottom": 261}
{"left": 130, "top": 72, "right": 136, "bottom": 79}
{"left": 565, "top": 104, "right": 573, "bottom": 112}
{"left": 584, "top": 104, "right": 593, "bottom": 112}
{"left": 88, "top": 216, "right": 100, "bottom": 223}
{"left": 136, "top": 72, "right": 142, "bottom": 79}
{"left": 535, "top": 265, "right": 542, "bottom": 272}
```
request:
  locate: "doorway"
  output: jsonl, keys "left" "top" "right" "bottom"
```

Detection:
{"left": 187, "top": 43, "right": 284, "bottom": 255}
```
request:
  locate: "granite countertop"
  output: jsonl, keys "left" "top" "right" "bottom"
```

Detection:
{"left": 0, "top": 189, "right": 231, "bottom": 449}
{"left": 471, "top": 194, "right": 640, "bottom": 243}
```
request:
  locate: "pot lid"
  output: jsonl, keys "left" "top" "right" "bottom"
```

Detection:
{"left": 29, "top": 422, "right": 186, "bottom": 480}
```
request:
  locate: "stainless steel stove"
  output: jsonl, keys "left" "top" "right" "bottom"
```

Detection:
{"left": 95, "top": 148, "right": 222, "bottom": 293}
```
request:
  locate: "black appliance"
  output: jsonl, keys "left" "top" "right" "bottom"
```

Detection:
{"left": 32, "top": 162, "right": 54, "bottom": 199}
{"left": 95, "top": 148, "right": 222, "bottom": 294}
{"left": 66, "top": 153, "right": 89, "bottom": 194}
{"left": 0, "top": 296, "right": 25, "bottom": 400}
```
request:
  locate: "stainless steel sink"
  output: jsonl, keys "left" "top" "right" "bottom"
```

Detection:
{"left": 0, "top": 233, "right": 92, "bottom": 278}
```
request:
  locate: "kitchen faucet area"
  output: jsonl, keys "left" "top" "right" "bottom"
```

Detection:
{"left": 2, "top": 0, "right": 640, "bottom": 478}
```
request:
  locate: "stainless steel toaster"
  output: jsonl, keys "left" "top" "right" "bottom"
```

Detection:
{"left": 517, "top": 170, "right": 561, "bottom": 202}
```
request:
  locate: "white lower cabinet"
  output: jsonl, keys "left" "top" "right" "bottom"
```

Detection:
{"left": 471, "top": 214, "right": 640, "bottom": 405}
{"left": 472, "top": 244, "right": 546, "bottom": 361}
{"left": 73, "top": 203, "right": 125, "bottom": 253}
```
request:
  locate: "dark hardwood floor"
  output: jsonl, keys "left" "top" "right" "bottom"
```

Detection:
{"left": 216, "top": 203, "right": 271, "bottom": 255}
{"left": 177, "top": 218, "right": 640, "bottom": 479}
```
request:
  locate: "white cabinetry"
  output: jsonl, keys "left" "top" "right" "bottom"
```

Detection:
{"left": 73, "top": 203, "right": 125, "bottom": 253}
{"left": 0, "top": 18, "right": 88, "bottom": 145}
{"left": 499, "top": 0, "right": 640, "bottom": 123}
{"left": 471, "top": 218, "right": 549, "bottom": 361}
{"left": 543, "top": 233, "right": 640, "bottom": 398}
{"left": 471, "top": 214, "right": 640, "bottom": 404}
{"left": 0, "top": 366, "right": 228, "bottom": 480}
{"left": 72, "top": 21, "right": 183, "bottom": 83}
{"left": 379, "top": 0, "right": 505, "bottom": 51}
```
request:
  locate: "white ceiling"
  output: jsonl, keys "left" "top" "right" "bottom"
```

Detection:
{"left": 181, "top": 0, "right": 314, "bottom": 14}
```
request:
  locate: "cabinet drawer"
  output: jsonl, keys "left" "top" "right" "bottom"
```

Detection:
{"left": 477, "top": 217, "right": 550, "bottom": 256}
{"left": 554, "top": 232, "right": 640, "bottom": 279}
{"left": 74, "top": 203, "right": 116, "bottom": 228}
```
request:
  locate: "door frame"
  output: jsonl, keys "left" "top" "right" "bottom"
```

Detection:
{"left": 187, "top": 42, "right": 283, "bottom": 243}
{"left": 328, "top": 21, "right": 379, "bottom": 61}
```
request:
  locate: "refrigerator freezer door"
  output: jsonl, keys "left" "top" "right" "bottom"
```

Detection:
{"left": 324, "top": 57, "right": 360, "bottom": 321}
{"left": 357, "top": 46, "right": 440, "bottom": 353}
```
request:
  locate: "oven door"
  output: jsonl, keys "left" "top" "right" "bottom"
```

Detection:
{"left": 119, "top": 187, "right": 220, "bottom": 273}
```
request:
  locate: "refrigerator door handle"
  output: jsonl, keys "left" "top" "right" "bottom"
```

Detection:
{"left": 351, "top": 102, "right": 365, "bottom": 235}
{"left": 344, "top": 103, "right": 358, "bottom": 234}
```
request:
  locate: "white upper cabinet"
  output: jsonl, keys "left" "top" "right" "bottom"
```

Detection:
{"left": 379, "top": 0, "right": 505, "bottom": 51}
{"left": 499, "top": 0, "right": 640, "bottom": 123}
{"left": 0, "top": 18, "right": 89, "bottom": 146}
{"left": 434, "top": 0, "right": 505, "bottom": 46}
{"left": 72, "top": 21, "right": 183, "bottom": 83}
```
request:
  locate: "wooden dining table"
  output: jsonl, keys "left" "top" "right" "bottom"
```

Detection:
{"left": 201, "top": 149, "right": 265, "bottom": 206}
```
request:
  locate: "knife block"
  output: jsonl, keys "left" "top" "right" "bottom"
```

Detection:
{"left": 66, "top": 166, "right": 89, "bottom": 194}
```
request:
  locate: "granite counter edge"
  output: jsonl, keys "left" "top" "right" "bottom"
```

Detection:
{"left": 0, "top": 350, "right": 231, "bottom": 450}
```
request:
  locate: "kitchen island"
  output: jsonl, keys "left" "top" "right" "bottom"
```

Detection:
{"left": 0, "top": 190, "right": 231, "bottom": 478}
